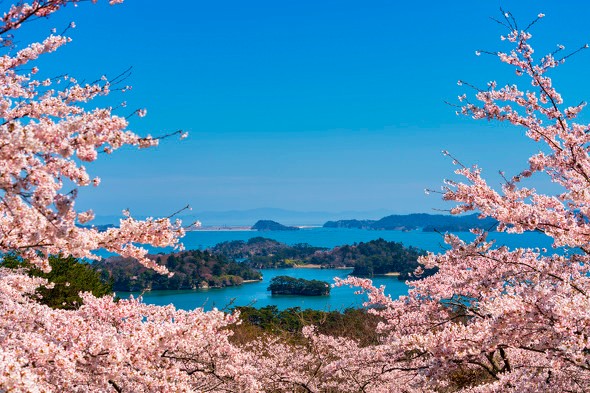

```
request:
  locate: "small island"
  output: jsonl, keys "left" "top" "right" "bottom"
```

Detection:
{"left": 252, "top": 220, "right": 300, "bottom": 231}
{"left": 267, "top": 276, "right": 330, "bottom": 296}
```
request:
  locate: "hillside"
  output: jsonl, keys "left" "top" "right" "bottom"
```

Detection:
{"left": 323, "top": 219, "right": 376, "bottom": 229}
{"left": 324, "top": 213, "right": 498, "bottom": 232}
{"left": 94, "top": 250, "right": 262, "bottom": 292}
{"left": 252, "top": 220, "right": 300, "bottom": 231}
{"left": 210, "top": 237, "right": 325, "bottom": 268}
{"left": 308, "top": 238, "right": 435, "bottom": 280}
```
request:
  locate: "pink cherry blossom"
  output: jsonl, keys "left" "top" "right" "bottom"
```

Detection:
{"left": 1, "top": 6, "right": 590, "bottom": 392}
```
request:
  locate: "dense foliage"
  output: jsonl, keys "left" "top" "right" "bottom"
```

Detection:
{"left": 232, "top": 306, "right": 381, "bottom": 346}
{"left": 267, "top": 275, "right": 330, "bottom": 296}
{"left": 94, "top": 250, "right": 262, "bottom": 291}
{"left": 311, "top": 238, "right": 435, "bottom": 279}
{"left": 210, "top": 236, "right": 325, "bottom": 268}
{"left": 0, "top": 254, "right": 112, "bottom": 309}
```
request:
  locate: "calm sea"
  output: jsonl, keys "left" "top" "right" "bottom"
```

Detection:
{"left": 127, "top": 228, "right": 555, "bottom": 311}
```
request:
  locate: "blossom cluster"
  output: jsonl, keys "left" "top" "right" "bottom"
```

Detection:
{"left": 0, "top": 1, "right": 183, "bottom": 274}
{"left": 2, "top": 6, "right": 590, "bottom": 392}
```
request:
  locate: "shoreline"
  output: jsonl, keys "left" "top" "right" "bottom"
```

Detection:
{"left": 289, "top": 266, "right": 401, "bottom": 276}
{"left": 190, "top": 226, "right": 254, "bottom": 232}
{"left": 293, "top": 264, "right": 353, "bottom": 270}
{"left": 293, "top": 264, "right": 322, "bottom": 269}
{"left": 189, "top": 226, "right": 324, "bottom": 232}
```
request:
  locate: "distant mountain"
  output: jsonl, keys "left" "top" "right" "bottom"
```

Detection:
{"left": 92, "top": 208, "right": 399, "bottom": 227}
{"left": 323, "top": 213, "right": 498, "bottom": 232}
{"left": 176, "top": 208, "right": 396, "bottom": 226}
{"left": 92, "top": 210, "right": 496, "bottom": 230}
{"left": 323, "top": 219, "right": 376, "bottom": 229}
{"left": 252, "top": 220, "right": 299, "bottom": 231}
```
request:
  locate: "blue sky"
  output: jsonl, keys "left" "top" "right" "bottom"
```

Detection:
{"left": 13, "top": 1, "right": 590, "bottom": 219}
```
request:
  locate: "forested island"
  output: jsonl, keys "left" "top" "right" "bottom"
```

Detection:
{"left": 210, "top": 237, "right": 433, "bottom": 280}
{"left": 210, "top": 237, "right": 325, "bottom": 268}
{"left": 308, "top": 238, "right": 435, "bottom": 280}
{"left": 252, "top": 220, "right": 299, "bottom": 231}
{"left": 267, "top": 276, "right": 330, "bottom": 296}
{"left": 324, "top": 213, "right": 498, "bottom": 232}
{"left": 94, "top": 250, "right": 262, "bottom": 292}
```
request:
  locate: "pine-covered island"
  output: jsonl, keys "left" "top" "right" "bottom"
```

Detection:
{"left": 267, "top": 276, "right": 330, "bottom": 296}
{"left": 251, "top": 219, "right": 300, "bottom": 231}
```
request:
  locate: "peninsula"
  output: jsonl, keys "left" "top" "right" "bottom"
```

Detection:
{"left": 93, "top": 250, "right": 262, "bottom": 292}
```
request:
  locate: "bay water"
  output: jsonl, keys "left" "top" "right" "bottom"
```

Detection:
{"left": 127, "top": 228, "right": 554, "bottom": 311}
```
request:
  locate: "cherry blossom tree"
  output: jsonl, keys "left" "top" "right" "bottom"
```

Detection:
{"left": 0, "top": 0, "right": 187, "bottom": 274}
{"left": 0, "top": 2, "right": 256, "bottom": 391}
{"left": 240, "top": 11, "right": 590, "bottom": 392}
{"left": 320, "top": 12, "right": 590, "bottom": 391}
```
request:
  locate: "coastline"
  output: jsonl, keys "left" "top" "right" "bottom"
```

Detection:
{"left": 242, "top": 279, "right": 262, "bottom": 283}
{"left": 190, "top": 226, "right": 254, "bottom": 232}
{"left": 293, "top": 264, "right": 323, "bottom": 269}
{"left": 293, "top": 264, "right": 353, "bottom": 270}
